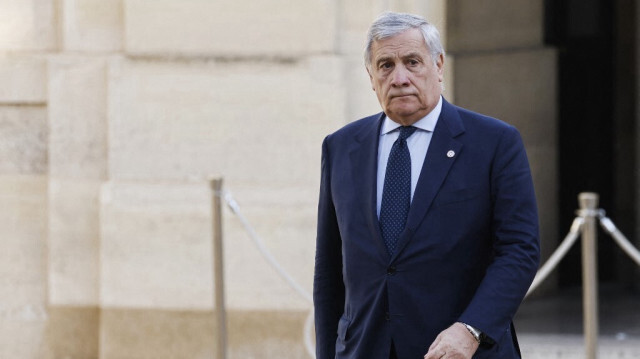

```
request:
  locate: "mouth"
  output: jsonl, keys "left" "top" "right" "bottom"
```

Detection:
{"left": 390, "top": 94, "right": 416, "bottom": 100}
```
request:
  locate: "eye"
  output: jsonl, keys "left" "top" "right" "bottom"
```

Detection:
{"left": 408, "top": 59, "right": 420, "bottom": 66}
{"left": 380, "top": 62, "right": 393, "bottom": 70}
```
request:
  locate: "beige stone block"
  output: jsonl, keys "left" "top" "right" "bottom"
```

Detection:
{"left": 228, "top": 310, "right": 308, "bottom": 359}
{"left": 453, "top": 48, "right": 557, "bottom": 148}
{"left": 0, "top": 175, "right": 48, "bottom": 358}
{"left": 100, "top": 181, "right": 315, "bottom": 311}
{"left": 123, "top": 0, "right": 336, "bottom": 56}
{"left": 338, "top": 0, "right": 383, "bottom": 56}
{"left": 62, "top": 0, "right": 123, "bottom": 52}
{"left": 107, "top": 56, "right": 344, "bottom": 310}
{"left": 99, "top": 308, "right": 215, "bottom": 359}
{"left": 0, "top": 320, "right": 48, "bottom": 359}
{"left": 100, "top": 181, "right": 214, "bottom": 309}
{"left": 48, "top": 179, "right": 101, "bottom": 306}
{"left": 385, "top": 0, "right": 418, "bottom": 13}
{"left": 222, "top": 185, "right": 315, "bottom": 311}
{"left": 0, "top": 107, "right": 47, "bottom": 174}
{"left": 45, "top": 306, "right": 99, "bottom": 358}
{"left": 0, "top": 55, "right": 47, "bottom": 104}
{"left": 99, "top": 308, "right": 309, "bottom": 359}
{"left": 106, "top": 55, "right": 344, "bottom": 310}
{"left": 107, "top": 56, "right": 345, "bottom": 183}
{"left": 0, "top": 0, "right": 57, "bottom": 51}
{"left": 385, "top": 0, "right": 447, "bottom": 28}
{"left": 447, "top": 0, "right": 544, "bottom": 52}
{"left": 344, "top": 56, "right": 383, "bottom": 121}
{"left": 0, "top": 175, "right": 47, "bottom": 304}
{"left": 48, "top": 56, "right": 108, "bottom": 179}
{"left": 416, "top": 0, "right": 448, "bottom": 36}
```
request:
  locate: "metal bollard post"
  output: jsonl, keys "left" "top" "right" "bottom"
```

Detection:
{"left": 211, "top": 178, "right": 228, "bottom": 359}
{"left": 578, "top": 192, "right": 599, "bottom": 359}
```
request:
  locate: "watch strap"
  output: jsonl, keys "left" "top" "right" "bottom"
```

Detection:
{"left": 460, "top": 322, "right": 482, "bottom": 344}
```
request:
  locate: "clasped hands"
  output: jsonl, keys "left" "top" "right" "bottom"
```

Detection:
{"left": 423, "top": 322, "right": 479, "bottom": 359}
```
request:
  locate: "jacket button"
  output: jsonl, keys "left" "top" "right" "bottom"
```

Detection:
{"left": 387, "top": 266, "right": 396, "bottom": 275}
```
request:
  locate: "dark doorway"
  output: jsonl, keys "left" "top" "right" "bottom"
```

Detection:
{"left": 545, "top": 0, "right": 637, "bottom": 287}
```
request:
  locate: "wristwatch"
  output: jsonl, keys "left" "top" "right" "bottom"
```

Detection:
{"left": 460, "top": 322, "right": 483, "bottom": 344}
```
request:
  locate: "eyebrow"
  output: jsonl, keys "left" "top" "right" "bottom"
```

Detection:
{"left": 375, "top": 52, "right": 425, "bottom": 67}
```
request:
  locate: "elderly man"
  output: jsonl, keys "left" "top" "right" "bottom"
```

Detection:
{"left": 313, "top": 12, "right": 540, "bottom": 359}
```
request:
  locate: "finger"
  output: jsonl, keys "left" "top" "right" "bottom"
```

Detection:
{"left": 423, "top": 348, "right": 435, "bottom": 359}
{"left": 428, "top": 334, "right": 441, "bottom": 352}
{"left": 424, "top": 345, "right": 443, "bottom": 359}
{"left": 424, "top": 349, "right": 446, "bottom": 359}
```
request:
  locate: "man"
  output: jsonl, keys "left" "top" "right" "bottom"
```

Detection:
{"left": 313, "top": 12, "right": 540, "bottom": 359}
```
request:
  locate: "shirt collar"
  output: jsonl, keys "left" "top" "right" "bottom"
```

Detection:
{"left": 380, "top": 95, "right": 443, "bottom": 136}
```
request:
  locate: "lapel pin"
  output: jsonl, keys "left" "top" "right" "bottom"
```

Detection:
{"left": 447, "top": 150, "right": 455, "bottom": 158}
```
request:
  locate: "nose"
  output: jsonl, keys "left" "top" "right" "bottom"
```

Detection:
{"left": 390, "top": 66, "right": 410, "bottom": 87}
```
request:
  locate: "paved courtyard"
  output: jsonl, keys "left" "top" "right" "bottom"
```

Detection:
{"left": 515, "top": 285, "right": 640, "bottom": 358}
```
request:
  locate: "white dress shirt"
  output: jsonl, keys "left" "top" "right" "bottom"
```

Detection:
{"left": 376, "top": 96, "right": 443, "bottom": 218}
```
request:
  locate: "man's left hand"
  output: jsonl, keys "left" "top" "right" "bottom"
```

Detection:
{"left": 423, "top": 322, "right": 479, "bottom": 359}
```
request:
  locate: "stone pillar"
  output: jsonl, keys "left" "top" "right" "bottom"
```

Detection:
{"left": 44, "top": 2, "right": 123, "bottom": 357}
{"left": 447, "top": 0, "right": 558, "bottom": 293}
{"left": 46, "top": 56, "right": 108, "bottom": 358}
{"left": 0, "top": 2, "right": 53, "bottom": 358}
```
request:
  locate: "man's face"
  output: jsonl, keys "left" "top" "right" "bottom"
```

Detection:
{"left": 368, "top": 28, "right": 444, "bottom": 126}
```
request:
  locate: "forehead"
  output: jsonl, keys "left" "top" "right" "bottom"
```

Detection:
{"left": 370, "top": 28, "right": 430, "bottom": 59}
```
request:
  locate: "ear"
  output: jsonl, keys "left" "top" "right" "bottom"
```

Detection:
{"left": 367, "top": 67, "right": 376, "bottom": 91}
{"left": 436, "top": 53, "right": 445, "bottom": 82}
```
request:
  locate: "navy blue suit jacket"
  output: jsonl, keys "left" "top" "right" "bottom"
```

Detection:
{"left": 313, "top": 99, "right": 540, "bottom": 359}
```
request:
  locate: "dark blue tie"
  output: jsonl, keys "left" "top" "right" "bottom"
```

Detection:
{"left": 380, "top": 126, "right": 417, "bottom": 255}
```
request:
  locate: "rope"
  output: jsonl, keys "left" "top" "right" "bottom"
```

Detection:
{"left": 525, "top": 217, "right": 583, "bottom": 297}
{"left": 218, "top": 187, "right": 640, "bottom": 357}
{"left": 599, "top": 215, "right": 640, "bottom": 267}
{"left": 219, "top": 190, "right": 316, "bottom": 358}
{"left": 525, "top": 210, "right": 640, "bottom": 298}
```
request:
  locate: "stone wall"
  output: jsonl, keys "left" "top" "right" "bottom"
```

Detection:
{"left": 446, "top": 0, "right": 559, "bottom": 294}
{"left": 0, "top": 0, "right": 441, "bottom": 358}
{"left": 0, "top": 0, "right": 559, "bottom": 358}
{"left": 0, "top": 1, "right": 51, "bottom": 357}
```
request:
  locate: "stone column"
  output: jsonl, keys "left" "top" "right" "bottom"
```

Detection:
{"left": 447, "top": 0, "right": 558, "bottom": 293}
{"left": 45, "top": 1, "right": 124, "bottom": 357}
{"left": 0, "top": 1, "right": 54, "bottom": 357}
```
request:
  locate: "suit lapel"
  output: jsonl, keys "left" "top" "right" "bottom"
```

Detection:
{"left": 349, "top": 113, "right": 388, "bottom": 257}
{"left": 392, "top": 100, "right": 465, "bottom": 260}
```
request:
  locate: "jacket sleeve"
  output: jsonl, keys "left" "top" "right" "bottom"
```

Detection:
{"left": 458, "top": 125, "right": 540, "bottom": 344}
{"left": 313, "top": 135, "right": 346, "bottom": 359}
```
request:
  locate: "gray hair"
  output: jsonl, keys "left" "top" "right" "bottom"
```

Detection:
{"left": 364, "top": 12, "right": 445, "bottom": 71}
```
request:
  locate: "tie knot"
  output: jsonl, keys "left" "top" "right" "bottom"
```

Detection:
{"left": 398, "top": 126, "right": 417, "bottom": 141}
